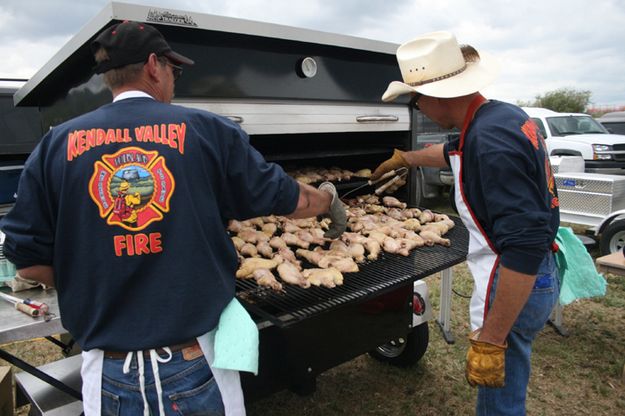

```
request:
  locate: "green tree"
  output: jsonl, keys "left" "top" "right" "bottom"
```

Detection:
{"left": 528, "top": 88, "right": 592, "bottom": 113}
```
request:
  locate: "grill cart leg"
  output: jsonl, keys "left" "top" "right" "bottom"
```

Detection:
{"left": 548, "top": 302, "right": 569, "bottom": 337}
{"left": 436, "top": 268, "right": 455, "bottom": 344}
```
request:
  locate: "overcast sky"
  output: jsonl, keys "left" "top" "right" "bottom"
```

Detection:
{"left": 1, "top": 0, "right": 624, "bottom": 108}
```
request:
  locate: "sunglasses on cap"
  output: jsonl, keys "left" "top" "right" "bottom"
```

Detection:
{"left": 153, "top": 55, "right": 183, "bottom": 81}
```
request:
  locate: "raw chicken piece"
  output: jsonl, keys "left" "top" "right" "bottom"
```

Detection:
{"left": 319, "top": 256, "right": 359, "bottom": 272}
{"left": 283, "top": 222, "right": 303, "bottom": 233}
{"left": 375, "top": 225, "right": 401, "bottom": 238}
{"left": 367, "top": 231, "right": 388, "bottom": 245}
{"left": 418, "top": 209, "right": 435, "bottom": 224}
{"left": 329, "top": 240, "right": 349, "bottom": 254}
{"left": 348, "top": 243, "right": 366, "bottom": 263}
{"left": 278, "top": 247, "right": 301, "bottom": 269}
{"left": 382, "top": 236, "right": 402, "bottom": 254}
{"left": 420, "top": 222, "right": 451, "bottom": 236}
{"left": 296, "top": 248, "right": 323, "bottom": 266}
{"left": 269, "top": 236, "right": 288, "bottom": 250}
{"left": 249, "top": 217, "right": 265, "bottom": 228}
{"left": 240, "top": 243, "right": 258, "bottom": 257}
{"left": 256, "top": 241, "right": 273, "bottom": 258}
{"left": 253, "top": 269, "right": 283, "bottom": 291}
{"left": 281, "top": 232, "right": 310, "bottom": 249}
{"left": 261, "top": 223, "right": 278, "bottom": 236}
{"left": 238, "top": 229, "right": 269, "bottom": 244}
{"left": 364, "top": 239, "right": 381, "bottom": 260}
{"left": 277, "top": 262, "right": 310, "bottom": 288}
{"left": 419, "top": 230, "right": 451, "bottom": 247}
{"left": 231, "top": 236, "right": 245, "bottom": 251}
{"left": 403, "top": 218, "right": 421, "bottom": 231}
{"left": 386, "top": 208, "right": 405, "bottom": 221}
{"left": 292, "top": 218, "right": 319, "bottom": 229}
{"left": 236, "top": 258, "right": 279, "bottom": 279}
{"left": 228, "top": 220, "right": 245, "bottom": 233}
{"left": 341, "top": 232, "right": 368, "bottom": 245}
{"left": 308, "top": 228, "right": 327, "bottom": 245}
{"left": 303, "top": 267, "right": 344, "bottom": 288}
{"left": 382, "top": 196, "right": 407, "bottom": 209}
{"left": 365, "top": 204, "right": 386, "bottom": 214}
{"left": 354, "top": 168, "right": 372, "bottom": 178}
{"left": 295, "top": 230, "right": 316, "bottom": 245}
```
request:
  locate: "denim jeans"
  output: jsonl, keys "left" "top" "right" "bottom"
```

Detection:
{"left": 476, "top": 251, "right": 559, "bottom": 416}
{"left": 101, "top": 349, "right": 225, "bottom": 416}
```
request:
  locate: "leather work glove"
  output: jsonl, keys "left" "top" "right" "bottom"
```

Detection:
{"left": 465, "top": 329, "right": 507, "bottom": 388}
{"left": 370, "top": 149, "right": 409, "bottom": 181}
{"left": 318, "top": 182, "right": 347, "bottom": 239}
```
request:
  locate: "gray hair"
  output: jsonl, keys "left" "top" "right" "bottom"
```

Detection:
{"left": 94, "top": 47, "right": 144, "bottom": 89}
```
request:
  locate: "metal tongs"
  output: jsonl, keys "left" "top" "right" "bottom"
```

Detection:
{"left": 341, "top": 167, "right": 408, "bottom": 200}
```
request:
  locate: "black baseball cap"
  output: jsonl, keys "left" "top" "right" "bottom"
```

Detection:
{"left": 91, "top": 21, "right": 194, "bottom": 74}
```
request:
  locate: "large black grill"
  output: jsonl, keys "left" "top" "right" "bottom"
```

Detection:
{"left": 235, "top": 216, "right": 468, "bottom": 327}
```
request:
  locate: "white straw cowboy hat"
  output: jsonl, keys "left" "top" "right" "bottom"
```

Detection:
{"left": 382, "top": 31, "right": 499, "bottom": 101}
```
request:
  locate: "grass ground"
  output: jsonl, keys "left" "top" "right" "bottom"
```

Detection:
{"left": 3, "top": 196, "right": 625, "bottom": 415}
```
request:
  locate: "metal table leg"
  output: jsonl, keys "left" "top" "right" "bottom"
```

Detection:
{"left": 548, "top": 302, "right": 569, "bottom": 337}
{"left": 436, "top": 268, "right": 455, "bottom": 344}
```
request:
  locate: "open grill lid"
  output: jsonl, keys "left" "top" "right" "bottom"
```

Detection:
{"left": 236, "top": 217, "right": 468, "bottom": 327}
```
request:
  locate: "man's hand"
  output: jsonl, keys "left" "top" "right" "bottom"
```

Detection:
{"left": 465, "top": 329, "right": 507, "bottom": 388}
{"left": 371, "top": 149, "right": 409, "bottom": 181}
{"left": 318, "top": 182, "right": 347, "bottom": 239}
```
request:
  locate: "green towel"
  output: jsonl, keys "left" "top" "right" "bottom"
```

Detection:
{"left": 554, "top": 227, "right": 607, "bottom": 305}
{"left": 211, "top": 298, "right": 259, "bottom": 375}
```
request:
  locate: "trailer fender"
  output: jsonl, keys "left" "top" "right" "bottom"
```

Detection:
{"left": 596, "top": 211, "right": 625, "bottom": 235}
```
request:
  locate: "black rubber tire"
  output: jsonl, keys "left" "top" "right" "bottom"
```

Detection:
{"left": 368, "top": 322, "right": 429, "bottom": 367}
{"left": 599, "top": 219, "right": 625, "bottom": 255}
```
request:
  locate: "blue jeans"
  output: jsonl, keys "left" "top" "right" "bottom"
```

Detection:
{"left": 476, "top": 252, "right": 559, "bottom": 416}
{"left": 101, "top": 349, "right": 225, "bottom": 416}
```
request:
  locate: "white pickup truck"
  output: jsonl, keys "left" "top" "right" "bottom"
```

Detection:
{"left": 523, "top": 107, "right": 625, "bottom": 174}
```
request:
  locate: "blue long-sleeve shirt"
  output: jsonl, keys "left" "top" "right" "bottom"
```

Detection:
{"left": 0, "top": 97, "right": 299, "bottom": 350}
{"left": 445, "top": 100, "right": 560, "bottom": 275}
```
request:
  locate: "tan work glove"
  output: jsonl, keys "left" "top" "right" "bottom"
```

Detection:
{"left": 465, "top": 329, "right": 507, "bottom": 388}
{"left": 318, "top": 182, "right": 347, "bottom": 239}
{"left": 370, "top": 149, "right": 409, "bottom": 181}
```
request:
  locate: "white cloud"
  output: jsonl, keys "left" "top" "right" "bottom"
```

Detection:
{"left": 1, "top": 0, "right": 625, "bottom": 106}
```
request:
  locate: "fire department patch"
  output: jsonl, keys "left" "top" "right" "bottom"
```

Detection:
{"left": 521, "top": 119, "right": 540, "bottom": 150}
{"left": 88, "top": 147, "right": 175, "bottom": 231}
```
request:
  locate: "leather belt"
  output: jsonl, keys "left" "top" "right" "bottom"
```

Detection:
{"left": 103, "top": 339, "right": 199, "bottom": 359}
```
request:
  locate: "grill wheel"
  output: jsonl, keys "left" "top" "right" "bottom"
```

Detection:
{"left": 369, "top": 322, "right": 429, "bottom": 367}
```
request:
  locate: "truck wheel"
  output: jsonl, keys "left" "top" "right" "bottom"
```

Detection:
{"left": 600, "top": 219, "right": 625, "bottom": 255}
{"left": 368, "top": 322, "right": 429, "bottom": 367}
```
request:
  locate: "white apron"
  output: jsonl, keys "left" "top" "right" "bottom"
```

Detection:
{"left": 81, "top": 297, "right": 258, "bottom": 416}
{"left": 449, "top": 95, "right": 500, "bottom": 330}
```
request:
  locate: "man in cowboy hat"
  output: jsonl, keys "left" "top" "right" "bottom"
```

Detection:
{"left": 372, "top": 31, "right": 560, "bottom": 415}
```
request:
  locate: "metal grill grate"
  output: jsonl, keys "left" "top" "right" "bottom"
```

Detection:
{"left": 236, "top": 216, "right": 468, "bottom": 327}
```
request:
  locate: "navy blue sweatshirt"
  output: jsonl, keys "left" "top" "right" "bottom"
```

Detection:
{"left": 0, "top": 97, "right": 299, "bottom": 350}
{"left": 445, "top": 100, "right": 559, "bottom": 275}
